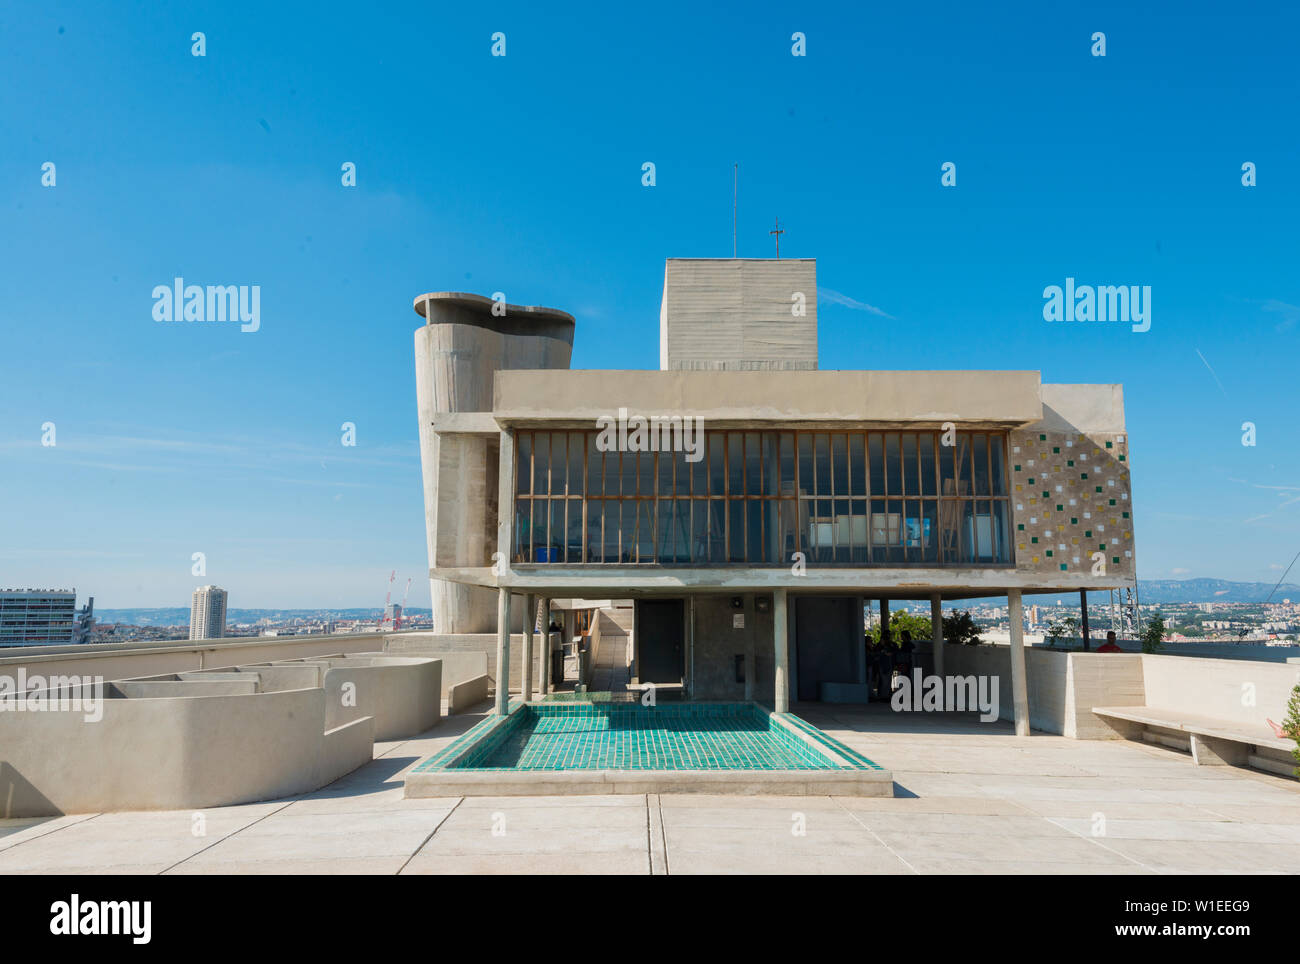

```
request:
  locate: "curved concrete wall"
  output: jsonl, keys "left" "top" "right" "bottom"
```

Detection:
{"left": 413, "top": 292, "right": 575, "bottom": 633}
{"left": 0, "top": 688, "right": 372, "bottom": 817}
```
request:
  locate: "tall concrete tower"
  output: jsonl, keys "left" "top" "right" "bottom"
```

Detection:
{"left": 189, "top": 585, "right": 228, "bottom": 640}
{"left": 413, "top": 292, "right": 575, "bottom": 633}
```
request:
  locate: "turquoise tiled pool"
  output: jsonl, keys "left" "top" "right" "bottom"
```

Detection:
{"left": 413, "top": 702, "right": 884, "bottom": 773}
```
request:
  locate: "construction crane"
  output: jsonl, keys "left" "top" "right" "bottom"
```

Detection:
{"left": 394, "top": 577, "right": 412, "bottom": 630}
{"left": 379, "top": 570, "right": 395, "bottom": 629}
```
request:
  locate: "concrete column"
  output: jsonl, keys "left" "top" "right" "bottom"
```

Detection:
{"left": 1007, "top": 589, "right": 1029, "bottom": 736}
{"left": 495, "top": 588, "right": 512, "bottom": 714}
{"left": 1080, "top": 590, "right": 1091, "bottom": 651}
{"left": 773, "top": 589, "right": 790, "bottom": 712}
{"left": 879, "top": 598, "right": 890, "bottom": 643}
{"left": 930, "top": 593, "right": 944, "bottom": 680}
{"left": 521, "top": 593, "right": 535, "bottom": 700}
{"left": 539, "top": 597, "right": 551, "bottom": 694}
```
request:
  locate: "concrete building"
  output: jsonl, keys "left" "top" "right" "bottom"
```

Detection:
{"left": 189, "top": 585, "right": 228, "bottom": 640}
{"left": 412, "top": 258, "right": 1138, "bottom": 731}
{"left": 0, "top": 588, "right": 77, "bottom": 646}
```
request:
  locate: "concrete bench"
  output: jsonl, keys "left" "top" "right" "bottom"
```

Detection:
{"left": 1094, "top": 705, "right": 1296, "bottom": 775}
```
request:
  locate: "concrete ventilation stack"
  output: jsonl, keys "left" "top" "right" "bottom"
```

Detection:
{"left": 412, "top": 292, "right": 575, "bottom": 634}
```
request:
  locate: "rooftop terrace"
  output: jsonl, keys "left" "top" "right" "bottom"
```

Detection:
{"left": 4, "top": 703, "right": 1297, "bottom": 874}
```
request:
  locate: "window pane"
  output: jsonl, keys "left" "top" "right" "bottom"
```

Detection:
{"left": 798, "top": 434, "right": 813, "bottom": 497}
{"left": 709, "top": 501, "right": 726, "bottom": 563}
{"left": 604, "top": 501, "right": 622, "bottom": 562}
{"left": 958, "top": 434, "right": 973, "bottom": 495}
{"left": 919, "top": 433, "right": 937, "bottom": 497}
{"left": 657, "top": 448, "right": 673, "bottom": 496}
{"left": 868, "top": 434, "right": 884, "bottom": 497}
{"left": 761, "top": 433, "right": 778, "bottom": 497}
{"left": 636, "top": 501, "right": 655, "bottom": 562}
{"left": 568, "top": 432, "right": 584, "bottom": 497}
{"left": 713, "top": 435, "right": 726, "bottom": 496}
{"left": 619, "top": 450, "right": 636, "bottom": 497}
{"left": 585, "top": 434, "right": 603, "bottom": 497}
{"left": 517, "top": 432, "right": 532, "bottom": 495}
{"left": 638, "top": 450, "right": 654, "bottom": 497}
{"left": 849, "top": 434, "right": 865, "bottom": 496}
{"left": 621, "top": 501, "right": 637, "bottom": 562}
{"left": 691, "top": 499, "right": 707, "bottom": 562}
{"left": 585, "top": 500, "right": 603, "bottom": 563}
{"left": 728, "top": 434, "right": 744, "bottom": 497}
{"left": 973, "top": 433, "right": 990, "bottom": 497}
{"left": 675, "top": 447, "right": 690, "bottom": 495}
{"left": 780, "top": 433, "right": 796, "bottom": 497}
{"left": 534, "top": 433, "right": 550, "bottom": 496}
{"left": 832, "top": 434, "right": 848, "bottom": 497}
{"left": 938, "top": 435, "right": 955, "bottom": 496}
{"left": 747, "top": 500, "right": 765, "bottom": 563}
{"left": 728, "top": 500, "right": 745, "bottom": 562}
{"left": 885, "top": 433, "right": 902, "bottom": 496}
{"left": 813, "top": 434, "right": 831, "bottom": 496}
{"left": 744, "top": 432, "right": 761, "bottom": 496}
{"left": 850, "top": 499, "right": 868, "bottom": 564}
{"left": 989, "top": 435, "right": 1006, "bottom": 495}
{"left": 551, "top": 433, "right": 567, "bottom": 496}
{"left": 692, "top": 434, "right": 709, "bottom": 495}
{"left": 902, "top": 433, "right": 919, "bottom": 495}
{"left": 566, "top": 498, "right": 582, "bottom": 562}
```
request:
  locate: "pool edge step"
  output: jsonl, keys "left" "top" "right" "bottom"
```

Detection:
{"left": 404, "top": 767, "right": 895, "bottom": 798}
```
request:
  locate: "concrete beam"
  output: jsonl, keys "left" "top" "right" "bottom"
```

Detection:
{"left": 431, "top": 565, "right": 1134, "bottom": 596}
{"left": 430, "top": 412, "right": 501, "bottom": 435}
{"left": 494, "top": 369, "right": 1043, "bottom": 427}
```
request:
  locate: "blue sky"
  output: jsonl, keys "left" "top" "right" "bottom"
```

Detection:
{"left": 2, "top": 1, "right": 1298, "bottom": 608}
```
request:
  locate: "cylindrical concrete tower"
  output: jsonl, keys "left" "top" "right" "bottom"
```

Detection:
{"left": 413, "top": 292, "right": 575, "bottom": 634}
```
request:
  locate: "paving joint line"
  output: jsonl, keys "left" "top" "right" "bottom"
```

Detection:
{"left": 0, "top": 811, "right": 103, "bottom": 855}
{"left": 397, "top": 796, "right": 464, "bottom": 874}
{"left": 158, "top": 799, "right": 299, "bottom": 875}
{"left": 831, "top": 795, "right": 920, "bottom": 875}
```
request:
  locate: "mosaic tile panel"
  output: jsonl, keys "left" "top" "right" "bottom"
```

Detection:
{"left": 413, "top": 702, "right": 882, "bottom": 773}
{"left": 1008, "top": 428, "right": 1134, "bottom": 580}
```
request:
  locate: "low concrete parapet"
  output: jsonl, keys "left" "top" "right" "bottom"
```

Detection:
{"left": 448, "top": 674, "right": 490, "bottom": 714}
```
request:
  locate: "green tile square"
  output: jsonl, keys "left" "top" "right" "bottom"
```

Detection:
{"left": 1040, "top": 434, "right": 1046, "bottom": 441}
{"left": 1105, "top": 441, "right": 1113, "bottom": 448}
{"left": 1084, "top": 530, "right": 1092, "bottom": 538}
{"left": 1109, "top": 499, "right": 1116, "bottom": 505}
{"left": 1031, "top": 537, "right": 1038, "bottom": 544}
{"left": 1071, "top": 517, "right": 1078, "bottom": 524}
{"left": 1017, "top": 523, "right": 1025, "bottom": 530}
{"left": 1122, "top": 511, "right": 1129, "bottom": 518}
{"left": 1056, "top": 504, "right": 1063, "bottom": 511}
{"left": 1046, "top": 550, "right": 1053, "bottom": 557}
{"left": 1014, "top": 464, "right": 1021, "bottom": 472}
{"left": 1053, "top": 446, "right": 1060, "bottom": 454}
{"left": 1060, "top": 563, "right": 1068, "bottom": 571}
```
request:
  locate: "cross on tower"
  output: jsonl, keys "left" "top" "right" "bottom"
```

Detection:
{"left": 770, "top": 217, "right": 784, "bottom": 258}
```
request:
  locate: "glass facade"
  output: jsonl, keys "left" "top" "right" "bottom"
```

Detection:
{"left": 513, "top": 429, "right": 1012, "bottom": 566}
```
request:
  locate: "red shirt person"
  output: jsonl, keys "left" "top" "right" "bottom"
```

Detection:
{"left": 1096, "top": 630, "right": 1122, "bottom": 653}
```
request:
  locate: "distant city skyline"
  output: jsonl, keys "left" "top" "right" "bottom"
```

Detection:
{"left": 2, "top": 5, "right": 1298, "bottom": 606}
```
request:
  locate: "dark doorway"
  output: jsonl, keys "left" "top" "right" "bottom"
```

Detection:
{"left": 638, "top": 599, "right": 685, "bottom": 683}
{"left": 795, "top": 596, "right": 859, "bottom": 701}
